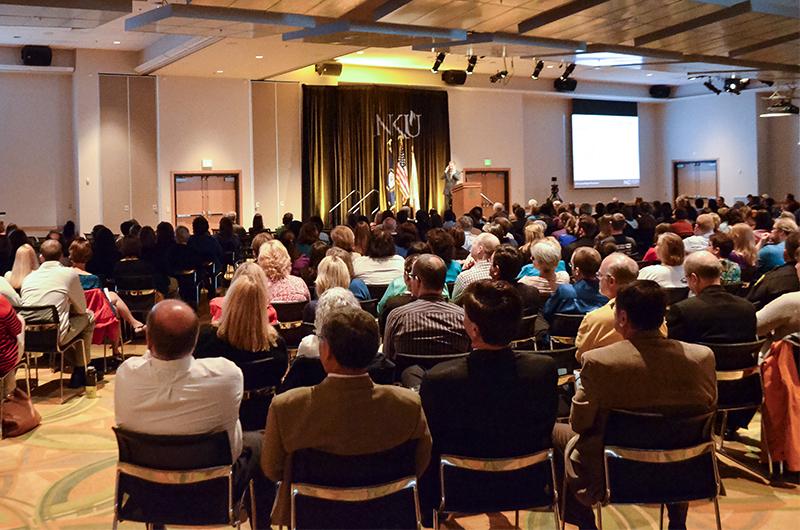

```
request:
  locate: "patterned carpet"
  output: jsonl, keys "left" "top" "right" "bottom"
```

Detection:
{"left": 1, "top": 343, "right": 797, "bottom": 530}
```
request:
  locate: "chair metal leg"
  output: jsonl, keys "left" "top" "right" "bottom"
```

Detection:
{"left": 659, "top": 503, "right": 665, "bottom": 530}
{"left": 716, "top": 450, "right": 771, "bottom": 485}
{"left": 552, "top": 500, "right": 561, "bottom": 530}
{"left": 515, "top": 510, "right": 520, "bottom": 528}
{"left": 595, "top": 504, "right": 603, "bottom": 530}
{"left": 249, "top": 480, "right": 256, "bottom": 530}
{"left": 718, "top": 411, "right": 729, "bottom": 451}
{"left": 713, "top": 496, "right": 722, "bottom": 530}
{"left": 59, "top": 349, "right": 64, "bottom": 404}
{"left": 433, "top": 509, "right": 439, "bottom": 529}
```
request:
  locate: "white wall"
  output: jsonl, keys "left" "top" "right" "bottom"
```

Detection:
{"left": 0, "top": 73, "right": 75, "bottom": 230}
{"left": 758, "top": 100, "right": 800, "bottom": 198}
{"left": 157, "top": 76, "right": 254, "bottom": 224}
{"left": 662, "top": 91, "right": 760, "bottom": 201}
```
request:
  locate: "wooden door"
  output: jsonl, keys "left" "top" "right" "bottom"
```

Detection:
{"left": 173, "top": 172, "right": 240, "bottom": 229}
{"left": 205, "top": 175, "right": 238, "bottom": 229}
{"left": 464, "top": 170, "right": 510, "bottom": 209}
{"left": 174, "top": 175, "right": 205, "bottom": 229}
{"left": 674, "top": 161, "right": 718, "bottom": 200}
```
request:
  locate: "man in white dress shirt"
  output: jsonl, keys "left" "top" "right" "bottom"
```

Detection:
{"left": 451, "top": 233, "right": 500, "bottom": 302}
{"left": 683, "top": 214, "right": 715, "bottom": 254}
{"left": 115, "top": 300, "right": 266, "bottom": 517}
{"left": 21, "top": 239, "right": 94, "bottom": 387}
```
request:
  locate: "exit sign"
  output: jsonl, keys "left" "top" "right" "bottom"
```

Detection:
{"left": 484, "top": 159, "right": 492, "bottom": 166}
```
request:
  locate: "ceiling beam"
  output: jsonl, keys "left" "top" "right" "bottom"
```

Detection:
{"left": 728, "top": 31, "right": 800, "bottom": 56}
{"left": 517, "top": 0, "right": 613, "bottom": 34}
{"left": 694, "top": 0, "right": 798, "bottom": 18}
{"left": 281, "top": 20, "right": 467, "bottom": 43}
{"left": 633, "top": 1, "right": 752, "bottom": 46}
{"left": 372, "top": 0, "right": 413, "bottom": 21}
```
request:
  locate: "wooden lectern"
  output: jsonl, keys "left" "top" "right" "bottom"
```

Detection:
{"left": 451, "top": 182, "right": 482, "bottom": 216}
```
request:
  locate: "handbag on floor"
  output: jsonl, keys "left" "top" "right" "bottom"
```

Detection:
{"left": 2, "top": 387, "right": 42, "bottom": 438}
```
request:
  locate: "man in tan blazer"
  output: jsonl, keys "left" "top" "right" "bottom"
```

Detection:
{"left": 554, "top": 280, "right": 716, "bottom": 529}
{"left": 261, "top": 306, "right": 432, "bottom": 527}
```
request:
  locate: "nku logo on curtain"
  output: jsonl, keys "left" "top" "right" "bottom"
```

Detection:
{"left": 375, "top": 111, "right": 422, "bottom": 138}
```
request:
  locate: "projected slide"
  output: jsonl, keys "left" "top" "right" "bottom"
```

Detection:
{"left": 571, "top": 114, "right": 640, "bottom": 188}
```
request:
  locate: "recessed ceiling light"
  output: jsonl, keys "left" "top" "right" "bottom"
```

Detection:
{"left": 546, "top": 64, "right": 554, "bottom": 69}
{"left": 215, "top": 70, "right": 223, "bottom": 74}
{"left": 113, "top": 40, "right": 121, "bottom": 45}
{"left": 646, "top": 73, "right": 653, "bottom": 77}
{"left": 255, "top": 55, "right": 263, "bottom": 59}
{"left": 356, "top": 51, "right": 365, "bottom": 55}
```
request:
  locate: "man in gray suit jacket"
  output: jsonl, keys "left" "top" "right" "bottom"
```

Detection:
{"left": 553, "top": 280, "right": 717, "bottom": 529}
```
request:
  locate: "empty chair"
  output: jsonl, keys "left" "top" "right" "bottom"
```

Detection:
{"left": 663, "top": 287, "right": 690, "bottom": 306}
{"left": 112, "top": 427, "right": 253, "bottom": 529}
{"left": 239, "top": 356, "right": 289, "bottom": 431}
{"left": 549, "top": 313, "right": 584, "bottom": 347}
{"left": 599, "top": 410, "right": 721, "bottom": 530}
{"left": 290, "top": 440, "right": 420, "bottom": 530}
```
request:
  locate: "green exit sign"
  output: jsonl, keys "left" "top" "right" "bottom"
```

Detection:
{"left": 484, "top": 159, "right": 492, "bottom": 166}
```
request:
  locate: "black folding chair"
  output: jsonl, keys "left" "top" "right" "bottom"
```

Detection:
{"left": 514, "top": 346, "right": 579, "bottom": 420}
{"left": 699, "top": 339, "right": 772, "bottom": 484}
{"left": 597, "top": 410, "right": 721, "bottom": 530}
{"left": 112, "top": 427, "right": 252, "bottom": 529}
{"left": 510, "top": 314, "right": 538, "bottom": 349}
{"left": 359, "top": 299, "right": 379, "bottom": 318}
{"left": 549, "top": 313, "right": 584, "bottom": 348}
{"left": 273, "top": 302, "right": 311, "bottom": 350}
{"left": 367, "top": 284, "right": 390, "bottom": 301}
{"left": 663, "top": 287, "right": 690, "bottom": 306}
{"left": 393, "top": 352, "right": 470, "bottom": 377}
{"left": 115, "top": 275, "right": 157, "bottom": 324}
{"left": 172, "top": 269, "right": 200, "bottom": 308}
{"left": 239, "top": 356, "right": 289, "bottom": 431}
{"left": 291, "top": 440, "right": 421, "bottom": 530}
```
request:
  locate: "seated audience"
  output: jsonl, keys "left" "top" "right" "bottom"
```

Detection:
{"left": 5, "top": 243, "right": 38, "bottom": 290}
{"left": 296, "top": 221, "right": 319, "bottom": 257}
{"left": 298, "top": 240, "right": 329, "bottom": 286}
{"left": 257, "top": 240, "right": 310, "bottom": 303}
{"left": 451, "top": 233, "right": 500, "bottom": 302}
{"left": 683, "top": 213, "right": 715, "bottom": 254}
{"left": 0, "top": 276, "right": 20, "bottom": 305}
{"left": 302, "top": 255, "right": 350, "bottom": 322}
{"left": 250, "top": 231, "right": 273, "bottom": 259}
{"left": 0, "top": 296, "right": 23, "bottom": 395}
{"left": 748, "top": 231, "right": 800, "bottom": 308}
{"left": 20, "top": 240, "right": 95, "bottom": 387}
{"left": 598, "top": 213, "right": 638, "bottom": 257}
{"left": 167, "top": 225, "right": 199, "bottom": 274}
{"left": 352, "top": 229, "right": 405, "bottom": 285}
{"left": 113, "top": 236, "right": 156, "bottom": 280}
{"left": 426, "top": 228, "right": 462, "bottom": 282}
{"left": 670, "top": 208, "right": 694, "bottom": 238}
{"left": 543, "top": 247, "right": 607, "bottom": 322}
{"left": 377, "top": 242, "right": 439, "bottom": 315}
{"left": 490, "top": 244, "right": 541, "bottom": 315}
{"left": 209, "top": 263, "right": 278, "bottom": 325}
{"left": 383, "top": 254, "right": 470, "bottom": 367}
{"left": 457, "top": 215, "right": 477, "bottom": 251}
{"left": 553, "top": 280, "right": 716, "bottom": 529}
{"left": 637, "top": 232, "right": 687, "bottom": 288}
{"left": 757, "top": 246, "right": 800, "bottom": 340}
{"left": 325, "top": 246, "right": 369, "bottom": 301}
{"left": 215, "top": 216, "right": 242, "bottom": 265}
{"left": 249, "top": 213, "right": 266, "bottom": 237}
{"left": 195, "top": 265, "right": 288, "bottom": 371}
{"left": 261, "top": 306, "right": 432, "bottom": 526}
{"left": 641, "top": 223, "right": 673, "bottom": 262}
{"left": 667, "top": 251, "right": 757, "bottom": 344}
{"left": 575, "top": 253, "right": 640, "bottom": 360}
{"left": 519, "top": 221, "right": 546, "bottom": 259}
{"left": 419, "top": 279, "right": 558, "bottom": 521}
{"left": 562, "top": 216, "right": 599, "bottom": 265}
{"left": 756, "top": 216, "right": 798, "bottom": 274}
{"left": 330, "top": 225, "right": 358, "bottom": 256}
{"left": 115, "top": 300, "right": 266, "bottom": 524}
{"left": 709, "top": 232, "right": 742, "bottom": 284}
{"left": 729, "top": 222, "right": 759, "bottom": 272}
{"left": 187, "top": 216, "right": 223, "bottom": 269}
{"left": 519, "top": 240, "right": 570, "bottom": 294}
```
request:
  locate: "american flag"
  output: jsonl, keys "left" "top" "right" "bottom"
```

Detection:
{"left": 395, "top": 139, "right": 410, "bottom": 202}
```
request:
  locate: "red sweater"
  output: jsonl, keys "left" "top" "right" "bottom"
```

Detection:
{"left": 0, "top": 296, "right": 22, "bottom": 376}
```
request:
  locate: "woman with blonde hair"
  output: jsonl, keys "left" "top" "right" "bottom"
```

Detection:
{"left": 195, "top": 262, "right": 288, "bottom": 368}
{"left": 519, "top": 241, "right": 570, "bottom": 293}
{"left": 519, "top": 222, "right": 546, "bottom": 258}
{"left": 302, "top": 256, "right": 351, "bottom": 322}
{"left": 637, "top": 232, "right": 686, "bottom": 288}
{"left": 5, "top": 244, "right": 38, "bottom": 290}
{"left": 326, "top": 246, "right": 370, "bottom": 300}
{"left": 729, "top": 223, "right": 758, "bottom": 269}
{"left": 257, "top": 239, "right": 310, "bottom": 302}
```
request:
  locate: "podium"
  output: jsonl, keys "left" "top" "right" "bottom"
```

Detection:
{"left": 451, "top": 182, "right": 482, "bottom": 216}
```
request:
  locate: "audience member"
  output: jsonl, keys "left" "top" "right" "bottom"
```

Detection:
{"left": 0, "top": 296, "right": 23, "bottom": 395}
{"left": 709, "top": 232, "right": 742, "bottom": 284}
{"left": 325, "top": 246, "right": 369, "bottom": 301}
{"left": 729, "top": 222, "right": 759, "bottom": 271}
{"left": 215, "top": 216, "right": 242, "bottom": 264}
{"left": 574, "top": 253, "right": 640, "bottom": 360}
{"left": 299, "top": 240, "right": 330, "bottom": 286}
{"left": 756, "top": 217, "right": 798, "bottom": 274}
{"left": 426, "top": 228, "right": 462, "bottom": 282}
{"left": 543, "top": 247, "right": 607, "bottom": 322}
{"left": 330, "top": 225, "right": 357, "bottom": 255}
{"left": 683, "top": 213, "right": 715, "bottom": 254}
{"left": 562, "top": 216, "right": 599, "bottom": 265}
{"left": 490, "top": 244, "right": 541, "bottom": 315}
{"left": 352, "top": 220, "right": 371, "bottom": 256}
{"left": 637, "top": 232, "right": 687, "bottom": 288}
{"left": 249, "top": 213, "right": 266, "bottom": 237}
{"left": 377, "top": 243, "right": 439, "bottom": 315}
{"left": 208, "top": 263, "right": 278, "bottom": 325}
{"left": 5, "top": 244, "right": 38, "bottom": 290}
{"left": 302, "top": 255, "right": 350, "bottom": 322}
{"left": 113, "top": 236, "right": 156, "bottom": 279}
{"left": 599, "top": 213, "right": 638, "bottom": 257}
{"left": 293, "top": 287, "right": 359, "bottom": 367}
{"left": 757, "top": 246, "right": 800, "bottom": 340}
{"left": 419, "top": 279, "right": 557, "bottom": 522}
{"left": 257, "top": 240, "right": 310, "bottom": 303}
{"left": 352, "top": 229, "right": 405, "bottom": 285}
{"left": 296, "top": 221, "right": 319, "bottom": 257}
{"left": 519, "top": 240, "right": 570, "bottom": 294}
{"left": 748, "top": 231, "right": 800, "bottom": 308}
{"left": 20, "top": 240, "right": 95, "bottom": 387}
{"left": 261, "top": 306, "right": 432, "bottom": 526}
{"left": 250, "top": 231, "right": 273, "bottom": 258}
{"left": 0, "top": 276, "right": 20, "bottom": 306}
{"left": 187, "top": 216, "right": 223, "bottom": 269}
{"left": 451, "top": 233, "right": 500, "bottom": 302}
{"left": 553, "top": 280, "right": 716, "bottom": 529}
{"left": 519, "top": 221, "right": 546, "bottom": 259}
{"left": 671, "top": 208, "right": 694, "bottom": 238}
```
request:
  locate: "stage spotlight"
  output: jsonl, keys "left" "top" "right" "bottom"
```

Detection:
{"left": 431, "top": 52, "right": 445, "bottom": 73}
{"left": 704, "top": 80, "right": 722, "bottom": 95}
{"left": 559, "top": 63, "right": 576, "bottom": 81}
{"left": 723, "top": 77, "right": 750, "bottom": 95}
{"left": 490, "top": 70, "right": 508, "bottom": 83}
{"left": 531, "top": 60, "right": 544, "bottom": 79}
{"left": 466, "top": 55, "right": 477, "bottom": 75}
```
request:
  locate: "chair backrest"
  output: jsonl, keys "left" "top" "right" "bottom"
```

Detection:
{"left": 722, "top": 282, "right": 744, "bottom": 295}
{"left": 273, "top": 301, "right": 308, "bottom": 324}
{"left": 359, "top": 298, "right": 379, "bottom": 317}
{"left": 549, "top": 313, "right": 584, "bottom": 342}
{"left": 277, "top": 320, "right": 314, "bottom": 349}
{"left": 663, "top": 287, "right": 690, "bottom": 305}
{"left": 115, "top": 274, "right": 156, "bottom": 292}
{"left": 14, "top": 305, "right": 60, "bottom": 353}
{"left": 291, "top": 440, "right": 419, "bottom": 530}
{"left": 112, "top": 427, "right": 235, "bottom": 526}
{"left": 602, "top": 409, "right": 718, "bottom": 505}
{"left": 367, "top": 283, "right": 390, "bottom": 301}
{"left": 446, "top": 282, "right": 455, "bottom": 297}
{"left": 699, "top": 340, "right": 765, "bottom": 412}
{"left": 439, "top": 449, "right": 556, "bottom": 515}
{"left": 514, "top": 314, "right": 538, "bottom": 342}
{"left": 514, "top": 346, "right": 579, "bottom": 381}
{"left": 394, "top": 351, "right": 469, "bottom": 373}
{"left": 239, "top": 355, "right": 289, "bottom": 431}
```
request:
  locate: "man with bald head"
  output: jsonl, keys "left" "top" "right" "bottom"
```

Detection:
{"left": 451, "top": 232, "right": 500, "bottom": 302}
{"left": 21, "top": 239, "right": 95, "bottom": 388}
{"left": 115, "top": 300, "right": 264, "bottom": 509}
{"left": 667, "top": 250, "right": 756, "bottom": 344}
{"left": 683, "top": 213, "right": 716, "bottom": 254}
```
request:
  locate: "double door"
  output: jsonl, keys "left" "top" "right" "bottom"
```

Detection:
{"left": 174, "top": 172, "right": 240, "bottom": 229}
{"left": 673, "top": 161, "right": 718, "bottom": 199}
{"left": 464, "top": 169, "right": 510, "bottom": 210}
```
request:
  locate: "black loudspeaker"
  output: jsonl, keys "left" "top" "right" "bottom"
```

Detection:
{"left": 441, "top": 69, "right": 467, "bottom": 85}
{"left": 21, "top": 45, "right": 52, "bottom": 67}
{"left": 649, "top": 84, "right": 672, "bottom": 98}
{"left": 314, "top": 62, "right": 342, "bottom": 76}
{"left": 554, "top": 78, "right": 577, "bottom": 92}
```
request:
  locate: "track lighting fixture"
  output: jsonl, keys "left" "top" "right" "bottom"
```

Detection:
{"left": 466, "top": 55, "right": 477, "bottom": 75}
{"left": 723, "top": 77, "right": 750, "bottom": 95}
{"left": 531, "top": 60, "right": 544, "bottom": 80}
{"left": 559, "top": 63, "right": 576, "bottom": 81}
{"left": 703, "top": 80, "right": 722, "bottom": 95}
{"left": 490, "top": 70, "right": 508, "bottom": 83}
{"left": 431, "top": 52, "right": 445, "bottom": 73}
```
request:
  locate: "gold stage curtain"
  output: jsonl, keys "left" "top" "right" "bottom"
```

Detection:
{"left": 302, "top": 85, "right": 451, "bottom": 225}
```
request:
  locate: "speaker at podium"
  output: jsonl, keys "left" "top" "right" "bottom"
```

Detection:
{"left": 451, "top": 182, "right": 482, "bottom": 216}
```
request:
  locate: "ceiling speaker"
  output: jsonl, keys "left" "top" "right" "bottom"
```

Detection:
{"left": 649, "top": 85, "right": 672, "bottom": 98}
{"left": 315, "top": 62, "right": 342, "bottom": 76}
{"left": 441, "top": 70, "right": 467, "bottom": 85}
{"left": 21, "top": 45, "right": 52, "bottom": 67}
{"left": 554, "top": 77, "right": 577, "bottom": 92}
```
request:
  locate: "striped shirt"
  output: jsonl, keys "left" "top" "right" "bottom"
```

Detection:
{"left": 451, "top": 260, "right": 492, "bottom": 302}
{"left": 383, "top": 295, "right": 470, "bottom": 359}
{"left": 0, "top": 296, "right": 22, "bottom": 376}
